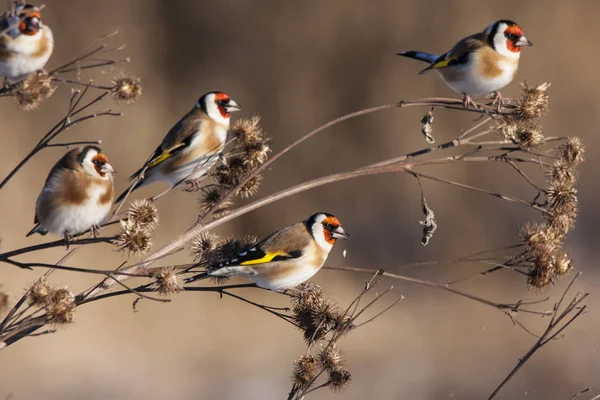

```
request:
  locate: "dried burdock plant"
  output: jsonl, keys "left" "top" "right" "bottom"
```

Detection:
{"left": 11, "top": 70, "right": 55, "bottom": 111}
{"left": 515, "top": 81, "right": 550, "bottom": 119}
{"left": 114, "top": 220, "right": 153, "bottom": 256}
{"left": 198, "top": 187, "right": 232, "bottom": 217}
{"left": 150, "top": 266, "right": 183, "bottom": 296}
{"left": 110, "top": 75, "right": 142, "bottom": 104}
{"left": 44, "top": 288, "right": 75, "bottom": 325}
{"left": 420, "top": 108, "right": 435, "bottom": 143}
{"left": 190, "top": 232, "right": 222, "bottom": 263}
{"left": 127, "top": 198, "right": 159, "bottom": 231}
{"left": 27, "top": 278, "right": 52, "bottom": 307}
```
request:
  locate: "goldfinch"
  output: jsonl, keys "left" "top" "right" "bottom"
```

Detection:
{"left": 0, "top": 3, "right": 53, "bottom": 83}
{"left": 26, "top": 146, "right": 116, "bottom": 242}
{"left": 398, "top": 20, "right": 532, "bottom": 107}
{"left": 185, "top": 213, "right": 349, "bottom": 291}
{"left": 116, "top": 91, "right": 241, "bottom": 203}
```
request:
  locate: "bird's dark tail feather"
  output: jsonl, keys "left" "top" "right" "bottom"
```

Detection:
{"left": 25, "top": 224, "right": 47, "bottom": 237}
{"left": 397, "top": 51, "right": 439, "bottom": 64}
{"left": 184, "top": 271, "right": 211, "bottom": 284}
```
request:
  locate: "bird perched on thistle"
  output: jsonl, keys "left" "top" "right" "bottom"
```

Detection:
{"left": 186, "top": 213, "right": 349, "bottom": 291}
{"left": 0, "top": 2, "right": 53, "bottom": 83}
{"left": 116, "top": 91, "right": 241, "bottom": 203}
{"left": 27, "top": 146, "right": 116, "bottom": 245}
{"left": 398, "top": 20, "right": 532, "bottom": 108}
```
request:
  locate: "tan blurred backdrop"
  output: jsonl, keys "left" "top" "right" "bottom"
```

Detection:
{"left": 1, "top": 1, "right": 599, "bottom": 399}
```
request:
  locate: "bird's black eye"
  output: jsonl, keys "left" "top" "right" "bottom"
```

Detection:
{"left": 323, "top": 223, "right": 335, "bottom": 231}
{"left": 504, "top": 32, "right": 518, "bottom": 41}
{"left": 92, "top": 159, "right": 101, "bottom": 165}
{"left": 216, "top": 99, "right": 227, "bottom": 106}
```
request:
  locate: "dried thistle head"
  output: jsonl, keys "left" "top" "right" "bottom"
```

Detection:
{"left": 554, "top": 253, "right": 573, "bottom": 276}
{"left": 546, "top": 180, "right": 578, "bottom": 216}
{"left": 528, "top": 256, "right": 554, "bottom": 289}
{"left": 496, "top": 117, "right": 544, "bottom": 149}
{"left": 237, "top": 175, "right": 263, "bottom": 198}
{"left": 516, "top": 81, "right": 550, "bottom": 119}
{"left": 242, "top": 142, "right": 270, "bottom": 168}
{"left": 150, "top": 266, "right": 183, "bottom": 296}
{"left": 28, "top": 278, "right": 52, "bottom": 307}
{"left": 45, "top": 288, "right": 75, "bottom": 324}
{"left": 290, "top": 283, "right": 325, "bottom": 309}
{"left": 12, "top": 70, "right": 55, "bottom": 111}
{"left": 198, "top": 187, "right": 231, "bottom": 217}
{"left": 545, "top": 212, "right": 576, "bottom": 239}
{"left": 560, "top": 137, "right": 585, "bottom": 166}
{"left": 111, "top": 75, "right": 142, "bottom": 104}
{"left": 128, "top": 199, "right": 158, "bottom": 230}
{"left": 292, "top": 354, "right": 318, "bottom": 390}
{"left": 190, "top": 232, "right": 222, "bottom": 263}
{"left": 115, "top": 220, "right": 153, "bottom": 256}
{"left": 231, "top": 115, "right": 264, "bottom": 148}
{"left": 520, "top": 222, "right": 557, "bottom": 255}
{"left": 328, "top": 367, "right": 352, "bottom": 392}
{"left": 318, "top": 344, "right": 344, "bottom": 371}
{"left": 546, "top": 160, "right": 576, "bottom": 187}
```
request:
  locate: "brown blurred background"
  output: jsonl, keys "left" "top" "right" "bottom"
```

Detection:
{"left": 1, "top": 1, "right": 599, "bottom": 399}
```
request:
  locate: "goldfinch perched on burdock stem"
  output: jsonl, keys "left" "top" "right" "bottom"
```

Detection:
{"left": 115, "top": 91, "right": 241, "bottom": 203}
{"left": 186, "top": 213, "right": 349, "bottom": 291}
{"left": 398, "top": 20, "right": 532, "bottom": 108}
{"left": 26, "top": 146, "right": 116, "bottom": 243}
{"left": 0, "top": 3, "right": 53, "bottom": 83}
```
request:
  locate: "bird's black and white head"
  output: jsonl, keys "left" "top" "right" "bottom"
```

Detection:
{"left": 78, "top": 146, "right": 115, "bottom": 180}
{"left": 306, "top": 212, "right": 349, "bottom": 251}
{"left": 485, "top": 20, "right": 532, "bottom": 59}
{"left": 196, "top": 91, "right": 242, "bottom": 126}
{"left": 3, "top": 3, "right": 44, "bottom": 39}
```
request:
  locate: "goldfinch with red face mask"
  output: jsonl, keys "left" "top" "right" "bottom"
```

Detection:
{"left": 116, "top": 91, "right": 241, "bottom": 203}
{"left": 0, "top": 3, "right": 53, "bottom": 83}
{"left": 26, "top": 146, "right": 115, "bottom": 241}
{"left": 185, "top": 213, "right": 349, "bottom": 291}
{"left": 398, "top": 20, "right": 532, "bottom": 107}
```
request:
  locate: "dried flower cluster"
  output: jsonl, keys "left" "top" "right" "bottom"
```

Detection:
{"left": 114, "top": 200, "right": 160, "bottom": 255}
{"left": 520, "top": 135, "right": 584, "bottom": 288}
{"left": 12, "top": 71, "right": 55, "bottom": 111}
{"left": 27, "top": 279, "right": 75, "bottom": 324}
{"left": 198, "top": 116, "right": 270, "bottom": 216}
{"left": 420, "top": 109, "right": 435, "bottom": 143}
{"left": 289, "top": 283, "right": 353, "bottom": 394}
{"left": 150, "top": 266, "right": 183, "bottom": 296}
{"left": 516, "top": 82, "right": 550, "bottom": 119}
{"left": 111, "top": 75, "right": 142, "bottom": 104}
{"left": 127, "top": 199, "right": 159, "bottom": 230}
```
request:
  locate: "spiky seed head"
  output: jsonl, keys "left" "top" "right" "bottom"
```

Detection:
{"left": 546, "top": 160, "right": 576, "bottom": 187}
{"left": 45, "top": 288, "right": 75, "bottom": 324}
{"left": 198, "top": 187, "right": 232, "bottom": 217}
{"left": 545, "top": 212, "right": 576, "bottom": 239}
{"left": 318, "top": 344, "right": 344, "bottom": 371}
{"left": 546, "top": 181, "right": 577, "bottom": 216}
{"left": 151, "top": 266, "right": 183, "bottom": 296}
{"left": 128, "top": 199, "right": 158, "bottom": 230}
{"left": 520, "top": 223, "right": 557, "bottom": 254}
{"left": 237, "top": 175, "right": 263, "bottom": 198}
{"left": 190, "top": 232, "right": 222, "bottom": 263}
{"left": 516, "top": 81, "right": 550, "bottom": 119}
{"left": 28, "top": 278, "right": 52, "bottom": 306}
{"left": 560, "top": 137, "right": 585, "bottom": 166}
{"left": 111, "top": 75, "right": 142, "bottom": 104}
{"left": 554, "top": 253, "right": 573, "bottom": 275}
{"left": 292, "top": 355, "right": 318, "bottom": 390}
{"left": 528, "top": 258, "right": 554, "bottom": 289}
{"left": 12, "top": 70, "right": 55, "bottom": 111}
{"left": 242, "top": 142, "right": 270, "bottom": 168}
{"left": 115, "top": 220, "right": 153, "bottom": 256}
{"left": 231, "top": 115, "right": 264, "bottom": 148}
{"left": 328, "top": 367, "right": 352, "bottom": 391}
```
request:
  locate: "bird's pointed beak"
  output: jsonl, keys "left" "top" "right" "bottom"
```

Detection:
{"left": 225, "top": 99, "right": 242, "bottom": 113}
{"left": 516, "top": 36, "right": 532, "bottom": 47}
{"left": 331, "top": 226, "right": 350, "bottom": 240}
{"left": 101, "top": 162, "right": 116, "bottom": 174}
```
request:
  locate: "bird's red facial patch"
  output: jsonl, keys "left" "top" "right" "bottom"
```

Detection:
{"left": 92, "top": 153, "right": 109, "bottom": 176}
{"left": 18, "top": 11, "right": 41, "bottom": 36}
{"left": 505, "top": 25, "right": 524, "bottom": 53}
{"left": 322, "top": 216, "right": 342, "bottom": 244}
{"left": 214, "top": 92, "right": 231, "bottom": 118}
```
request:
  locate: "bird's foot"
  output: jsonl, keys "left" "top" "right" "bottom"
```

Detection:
{"left": 91, "top": 225, "right": 101, "bottom": 237}
{"left": 491, "top": 91, "right": 504, "bottom": 112}
{"left": 63, "top": 232, "right": 74, "bottom": 249}
{"left": 462, "top": 94, "right": 477, "bottom": 108}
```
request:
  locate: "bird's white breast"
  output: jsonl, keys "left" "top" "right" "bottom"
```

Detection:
{"left": 0, "top": 27, "right": 53, "bottom": 81}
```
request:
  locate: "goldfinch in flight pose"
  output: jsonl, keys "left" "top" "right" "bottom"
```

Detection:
{"left": 0, "top": 3, "right": 54, "bottom": 83}
{"left": 26, "top": 146, "right": 116, "bottom": 242}
{"left": 185, "top": 213, "right": 349, "bottom": 291}
{"left": 398, "top": 20, "right": 532, "bottom": 108}
{"left": 116, "top": 91, "right": 241, "bottom": 203}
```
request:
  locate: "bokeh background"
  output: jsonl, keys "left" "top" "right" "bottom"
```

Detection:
{"left": 1, "top": 1, "right": 599, "bottom": 399}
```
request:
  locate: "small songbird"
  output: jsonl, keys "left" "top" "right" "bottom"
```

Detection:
{"left": 26, "top": 146, "right": 116, "bottom": 242}
{"left": 0, "top": 3, "right": 54, "bottom": 83}
{"left": 185, "top": 213, "right": 350, "bottom": 291}
{"left": 398, "top": 20, "right": 532, "bottom": 108}
{"left": 115, "top": 91, "right": 241, "bottom": 203}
